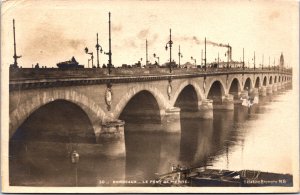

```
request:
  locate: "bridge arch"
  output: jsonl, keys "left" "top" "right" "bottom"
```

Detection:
{"left": 255, "top": 77, "right": 261, "bottom": 88}
{"left": 269, "top": 76, "right": 273, "bottom": 84}
{"left": 274, "top": 76, "right": 277, "bottom": 83}
{"left": 10, "top": 90, "right": 105, "bottom": 139}
{"left": 207, "top": 80, "right": 226, "bottom": 105}
{"left": 113, "top": 85, "right": 168, "bottom": 119}
{"left": 174, "top": 84, "right": 199, "bottom": 112}
{"left": 243, "top": 77, "right": 253, "bottom": 90}
{"left": 263, "top": 76, "right": 268, "bottom": 86}
{"left": 12, "top": 99, "right": 96, "bottom": 144}
{"left": 118, "top": 90, "right": 162, "bottom": 126}
{"left": 228, "top": 78, "right": 241, "bottom": 99}
{"left": 171, "top": 80, "right": 204, "bottom": 107}
{"left": 279, "top": 76, "right": 281, "bottom": 82}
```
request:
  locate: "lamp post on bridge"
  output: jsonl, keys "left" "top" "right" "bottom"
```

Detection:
{"left": 191, "top": 56, "right": 196, "bottom": 66}
{"left": 204, "top": 37, "right": 207, "bottom": 71}
{"left": 253, "top": 51, "right": 256, "bottom": 70}
{"left": 178, "top": 45, "right": 183, "bottom": 67}
{"left": 84, "top": 47, "right": 94, "bottom": 68}
{"left": 88, "top": 58, "right": 92, "bottom": 68}
{"left": 104, "top": 12, "right": 112, "bottom": 74}
{"left": 153, "top": 53, "right": 160, "bottom": 65}
{"left": 165, "top": 28, "right": 173, "bottom": 73}
{"left": 262, "top": 54, "right": 264, "bottom": 70}
{"left": 95, "top": 33, "right": 103, "bottom": 68}
{"left": 140, "top": 58, "right": 143, "bottom": 67}
{"left": 242, "top": 48, "right": 245, "bottom": 70}
{"left": 11, "top": 19, "right": 22, "bottom": 69}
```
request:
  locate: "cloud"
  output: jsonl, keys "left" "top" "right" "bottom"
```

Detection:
{"left": 137, "top": 28, "right": 149, "bottom": 39}
{"left": 112, "top": 23, "right": 122, "bottom": 32}
{"left": 176, "top": 35, "right": 204, "bottom": 45}
{"left": 23, "top": 23, "right": 86, "bottom": 63}
{"left": 269, "top": 11, "right": 280, "bottom": 21}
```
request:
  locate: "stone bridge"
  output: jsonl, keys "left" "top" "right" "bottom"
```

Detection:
{"left": 9, "top": 68, "right": 292, "bottom": 157}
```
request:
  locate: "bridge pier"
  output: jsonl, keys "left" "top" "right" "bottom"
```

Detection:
{"left": 212, "top": 94, "right": 234, "bottom": 110}
{"left": 97, "top": 120, "right": 126, "bottom": 158}
{"left": 259, "top": 86, "right": 267, "bottom": 96}
{"left": 239, "top": 90, "right": 248, "bottom": 99}
{"left": 266, "top": 86, "right": 273, "bottom": 95}
{"left": 277, "top": 83, "right": 282, "bottom": 91}
{"left": 161, "top": 107, "right": 181, "bottom": 133}
{"left": 199, "top": 99, "right": 213, "bottom": 119}
{"left": 249, "top": 88, "right": 259, "bottom": 97}
{"left": 272, "top": 84, "right": 278, "bottom": 93}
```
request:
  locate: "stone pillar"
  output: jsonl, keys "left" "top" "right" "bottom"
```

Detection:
{"left": 97, "top": 120, "right": 126, "bottom": 158}
{"left": 249, "top": 88, "right": 259, "bottom": 97}
{"left": 239, "top": 90, "right": 248, "bottom": 99}
{"left": 266, "top": 85, "right": 273, "bottom": 95}
{"left": 259, "top": 86, "right": 267, "bottom": 96}
{"left": 281, "top": 82, "right": 284, "bottom": 89}
{"left": 277, "top": 83, "right": 282, "bottom": 91}
{"left": 272, "top": 84, "right": 277, "bottom": 93}
{"left": 221, "top": 94, "right": 234, "bottom": 110}
{"left": 199, "top": 99, "right": 213, "bottom": 119}
{"left": 161, "top": 107, "right": 181, "bottom": 133}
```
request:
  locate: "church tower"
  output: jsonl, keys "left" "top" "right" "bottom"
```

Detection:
{"left": 279, "top": 52, "right": 284, "bottom": 68}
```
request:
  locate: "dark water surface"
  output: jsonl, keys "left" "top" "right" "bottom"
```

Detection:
{"left": 9, "top": 89, "right": 294, "bottom": 186}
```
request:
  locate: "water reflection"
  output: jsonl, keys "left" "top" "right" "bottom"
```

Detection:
{"left": 10, "top": 89, "right": 293, "bottom": 186}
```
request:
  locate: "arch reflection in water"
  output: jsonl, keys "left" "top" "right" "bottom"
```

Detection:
{"left": 9, "top": 100, "right": 125, "bottom": 186}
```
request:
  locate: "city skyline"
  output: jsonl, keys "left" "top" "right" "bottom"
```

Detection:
{"left": 1, "top": 0, "right": 298, "bottom": 68}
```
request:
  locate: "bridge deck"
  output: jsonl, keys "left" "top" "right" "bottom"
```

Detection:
{"left": 9, "top": 67, "right": 292, "bottom": 91}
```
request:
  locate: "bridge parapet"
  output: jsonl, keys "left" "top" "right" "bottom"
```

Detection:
{"left": 10, "top": 67, "right": 292, "bottom": 80}
{"left": 9, "top": 68, "right": 292, "bottom": 91}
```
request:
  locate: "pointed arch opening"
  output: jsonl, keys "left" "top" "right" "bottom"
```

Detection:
{"left": 255, "top": 77, "right": 260, "bottom": 88}
{"left": 229, "top": 78, "right": 241, "bottom": 99}
{"left": 263, "top": 76, "right": 267, "bottom": 86}
{"left": 119, "top": 90, "right": 162, "bottom": 128}
{"left": 207, "top": 81, "right": 225, "bottom": 105}
{"left": 9, "top": 100, "right": 96, "bottom": 186}
{"left": 269, "top": 76, "right": 273, "bottom": 84}
{"left": 244, "top": 78, "right": 252, "bottom": 90}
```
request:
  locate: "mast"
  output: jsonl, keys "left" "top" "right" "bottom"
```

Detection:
{"left": 201, "top": 49, "right": 203, "bottom": 66}
{"left": 204, "top": 37, "right": 207, "bottom": 71}
{"left": 254, "top": 51, "right": 256, "bottom": 70}
{"left": 12, "top": 19, "right": 21, "bottom": 68}
{"left": 96, "top": 33, "right": 100, "bottom": 68}
{"left": 242, "top": 48, "right": 244, "bottom": 70}
{"left": 169, "top": 29, "right": 172, "bottom": 66}
{"left": 218, "top": 52, "right": 219, "bottom": 67}
{"left": 262, "top": 54, "right": 264, "bottom": 69}
{"left": 178, "top": 45, "right": 181, "bottom": 67}
{"left": 146, "top": 39, "right": 148, "bottom": 66}
{"left": 227, "top": 43, "right": 229, "bottom": 69}
{"left": 108, "top": 12, "right": 112, "bottom": 73}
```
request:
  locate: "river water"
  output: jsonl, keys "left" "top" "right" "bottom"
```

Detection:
{"left": 9, "top": 88, "right": 295, "bottom": 186}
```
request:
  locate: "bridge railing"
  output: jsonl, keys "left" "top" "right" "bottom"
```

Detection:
{"left": 9, "top": 67, "right": 292, "bottom": 81}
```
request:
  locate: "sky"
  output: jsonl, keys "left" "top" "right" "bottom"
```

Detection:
{"left": 1, "top": 0, "right": 299, "bottom": 68}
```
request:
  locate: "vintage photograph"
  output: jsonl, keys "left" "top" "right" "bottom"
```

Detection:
{"left": 1, "top": 0, "right": 299, "bottom": 193}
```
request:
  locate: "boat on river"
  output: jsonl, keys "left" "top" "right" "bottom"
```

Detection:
{"left": 156, "top": 166, "right": 293, "bottom": 187}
